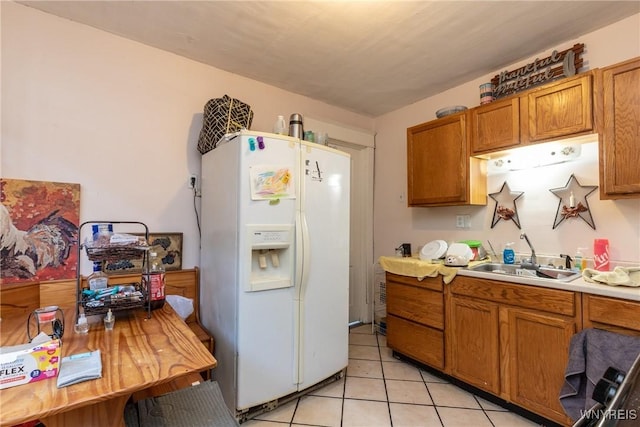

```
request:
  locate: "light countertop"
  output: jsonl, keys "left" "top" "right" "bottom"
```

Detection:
{"left": 456, "top": 268, "right": 640, "bottom": 302}
{"left": 379, "top": 256, "right": 640, "bottom": 302}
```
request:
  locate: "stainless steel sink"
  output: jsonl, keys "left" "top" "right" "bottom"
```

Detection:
{"left": 467, "top": 262, "right": 582, "bottom": 282}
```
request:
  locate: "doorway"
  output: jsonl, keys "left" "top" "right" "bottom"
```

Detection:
{"left": 306, "top": 117, "right": 375, "bottom": 325}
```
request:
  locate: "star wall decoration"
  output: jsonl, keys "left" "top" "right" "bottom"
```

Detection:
{"left": 549, "top": 174, "right": 598, "bottom": 229}
{"left": 489, "top": 181, "right": 524, "bottom": 229}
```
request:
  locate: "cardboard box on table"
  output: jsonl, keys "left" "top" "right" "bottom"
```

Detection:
{"left": 0, "top": 333, "right": 61, "bottom": 389}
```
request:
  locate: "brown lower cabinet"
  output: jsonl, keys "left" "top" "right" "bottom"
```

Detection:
{"left": 448, "top": 296, "right": 500, "bottom": 394}
{"left": 505, "top": 307, "right": 577, "bottom": 423}
{"left": 387, "top": 272, "right": 581, "bottom": 426}
{"left": 448, "top": 276, "right": 578, "bottom": 426}
{"left": 386, "top": 273, "right": 445, "bottom": 370}
{"left": 582, "top": 293, "right": 640, "bottom": 335}
{"left": 386, "top": 272, "right": 640, "bottom": 426}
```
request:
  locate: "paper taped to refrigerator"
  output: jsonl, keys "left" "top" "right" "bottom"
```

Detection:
{"left": 249, "top": 166, "right": 295, "bottom": 200}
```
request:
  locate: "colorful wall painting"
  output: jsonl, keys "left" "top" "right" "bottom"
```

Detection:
{"left": 1, "top": 179, "right": 80, "bottom": 285}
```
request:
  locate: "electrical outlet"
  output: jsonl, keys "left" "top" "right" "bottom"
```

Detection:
{"left": 189, "top": 174, "right": 197, "bottom": 189}
{"left": 456, "top": 215, "right": 470, "bottom": 229}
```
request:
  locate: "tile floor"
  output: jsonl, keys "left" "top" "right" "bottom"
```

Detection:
{"left": 243, "top": 324, "right": 545, "bottom": 427}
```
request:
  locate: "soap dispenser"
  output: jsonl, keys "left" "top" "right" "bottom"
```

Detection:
{"left": 503, "top": 243, "right": 515, "bottom": 264}
{"left": 575, "top": 248, "right": 587, "bottom": 271}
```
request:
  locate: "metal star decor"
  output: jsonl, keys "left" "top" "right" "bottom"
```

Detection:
{"left": 489, "top": 181, "right": 524, "bottom": 229}
{"left": 549, "top": 174, "right": 598, "bottom": 229}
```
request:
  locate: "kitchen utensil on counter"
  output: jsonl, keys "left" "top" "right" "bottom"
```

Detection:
{"left": 396, "top": 243, "right": 412, "bottom": 257}
{"left": 447, "top": 242, "right": 473, "bottom": 258}
{"left": 445, "top": 242, "right": 473, "bottom": 266}
{"left": 459, "top": 240, "right": 487, "bottom": 261}
{"left": 420, "top": 240, "right": 448, "bottom": 261}
{"left": 487, "top": 240, "right": 499, "bottom": 261}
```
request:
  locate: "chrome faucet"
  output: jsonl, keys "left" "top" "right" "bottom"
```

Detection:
{"left": 520, "top": 232, "right": 537, "bottom": 266}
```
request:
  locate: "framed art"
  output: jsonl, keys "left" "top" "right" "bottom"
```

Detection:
{"left": 104, "top": 232, "right": 183, "bottom": 274}
{"left": 1, "top": 178, "right": 80, "bottom": 284}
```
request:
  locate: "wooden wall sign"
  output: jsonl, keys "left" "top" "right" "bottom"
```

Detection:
{"left": 491, "top": 43, "right": 584, "bottom": 98}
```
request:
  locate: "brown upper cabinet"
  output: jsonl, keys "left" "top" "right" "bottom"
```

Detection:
{"left": 407, "top": 112, "right": 486, "bottom": 206}
{"left": 471, "top": 72, "right": 595, "bottom": 155}
{"left": 470, "top": 97, "right": 521, "bottom": 155}
{"left": 598, "top": 57, "right": 640, "bottom": 199}
{"left": 521, "top": 72, "right": 595, "bottom": 143}
{"left": 411, "top": 58, "right": 638, "bottom": 206}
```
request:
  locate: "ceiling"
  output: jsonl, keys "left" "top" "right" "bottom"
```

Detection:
{"left": 19, "top": 1, "right": 640, "bottom": 117}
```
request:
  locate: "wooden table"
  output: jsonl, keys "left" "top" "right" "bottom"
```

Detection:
{"left": 0, "top": 304, "right": 217, "bottom": 427}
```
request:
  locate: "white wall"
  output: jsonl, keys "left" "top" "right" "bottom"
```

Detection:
{"left": 373, "top": 13, "right": 640, "bottom": 264}
{"left": 3, "top": 3, "right": 639, "bottom": 275}
{"left": 1, "top": 2, "right": 374, "bottom": 274}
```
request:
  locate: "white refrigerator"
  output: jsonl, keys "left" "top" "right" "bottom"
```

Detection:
{"left": 200, "top": 130, "right": 350, "bottom": 418}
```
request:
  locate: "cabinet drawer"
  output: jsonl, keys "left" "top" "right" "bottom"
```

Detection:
{"left": 386, "top": 273, "right": 443, "bottom": 292}
{"left": 451, "top": 276, "right": 576, "bottom": 316}
{"left": 387, "top": 315, "right": 444, "bottom": 369}
{"left": 387, "top": 282, "right": 444, "bottom": 329}
{"left": 584, "top": 294, "right": 640, "bottom": 333}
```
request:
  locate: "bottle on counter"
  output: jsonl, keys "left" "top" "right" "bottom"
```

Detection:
{"left": 593, "top": 239, "right": 610, "bottom": 271}
{"left": 273, "top": 115, "right": 287, "bottom": 135}
{"left": 74, "top": 313, "right": 89, "bottom": 334}
{"left": 87, "top": 261, "right": 109, "bottom": 290}
{"left": 145, "top": 251, "right": 166, "bottom": 310}
{"left": 574, "top": 248, "right": 587, "bottom": 271}
{"left": 103, "top": 309, "right": 115, "bottom": 331}
{"left": 503, "top": 243, "right": 515, "bottom": 264}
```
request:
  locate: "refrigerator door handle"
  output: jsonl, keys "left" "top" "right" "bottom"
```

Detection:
{"left": 299, "top": 212, "right": 311, "bottom": 299}
{"left": 292, "top": 211, "right": 304, "bottom": 386}
{"left": 293, "top": 301, "right": 300, "bottom": 385}
{"left": 294, "top": 213, "right": 304, "bottom": 298}
{"left": 293, "top": 211, "right": 310, "bottom": 386}
{"left": 298, "top": 300, "right": 305, "bottom": 385}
